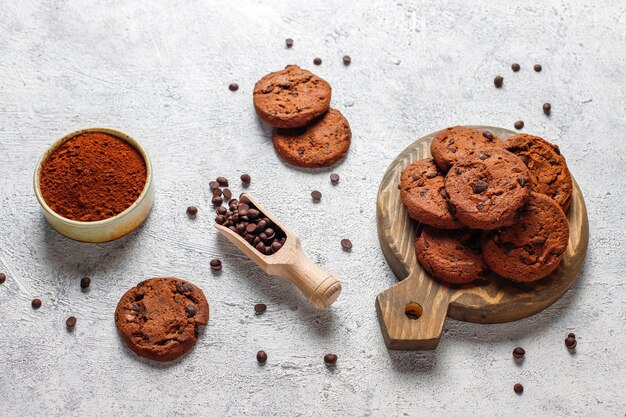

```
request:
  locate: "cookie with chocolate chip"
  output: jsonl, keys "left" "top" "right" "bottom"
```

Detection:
{"left": 253, "top": 65, "right": 332, "bottom": 128}
{"left": 445, "top": 147, "right": 531, "bottom": 230}
{"left": 431, "top": 126, "right": 504, "bottom": 172}
{"left": 482, "top": 192, "right": 569, "bottom": 282}
{"left": 399, "top": 158, "right": 463, "bottom": 229}
{"left": 505, "top": 134, "right": 573, "bottom": 212}
{"left": 115, "top": 278, "right": 209, "bottom": 362}
{"left": 272, "top": 108, "right": 351, "bottom": 167}
{"left": 415, "top": 225, "right": 487, "bottom": 284}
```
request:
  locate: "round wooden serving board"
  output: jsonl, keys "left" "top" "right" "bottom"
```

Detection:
{"left": 375, "top": 126, "right": 589, "bottom": 350}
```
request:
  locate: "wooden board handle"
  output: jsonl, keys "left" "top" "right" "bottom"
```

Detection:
{"left": 375, "top": 272, "right": 451, "bottom": 350}
{"left": 278, "top": 255, "right": 342, "bottom": 309}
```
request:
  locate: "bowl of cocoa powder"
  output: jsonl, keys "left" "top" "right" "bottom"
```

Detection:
{"left": 34, "top": 128, "right": 154, "bottom": 242}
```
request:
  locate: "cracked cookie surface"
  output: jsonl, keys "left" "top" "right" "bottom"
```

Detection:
{"left": 415, "top": 225, "right": 487, "bottom": 284}
{"left": 272, "top": 108, "right": 351, "bottom": 167}
{"left": 115, "top": 278, "right": 209, "bottom": 362}
{"left": 445, "top": 147, "right": 531, "bottom": 230}
{"left": 482, "top": 192, "right": 569, "bottom": 282}
{"left": 430, "top": 126, "right": 504, "bottom": 172}
{"left": 399, "top": 158, "right": 463, "bottom": 229}
{"left": 505, "top": 134, "right": 573, "bottom": 212}
{"left": 253, "top": 65, "right": 331, "bottom": 128}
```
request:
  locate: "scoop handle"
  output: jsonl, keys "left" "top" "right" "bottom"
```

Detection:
{"left": 277, "top": 253, "right": 342, "bottom": 308}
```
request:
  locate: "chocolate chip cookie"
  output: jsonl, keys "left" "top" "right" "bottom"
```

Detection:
{"left": 415, "top": 225, "right": 487, "bottom": 284}
{"left": 115, "top": 278, "right": 209, "bottom": 362}
{"left": 482, "top": 192, "right": 569, "bottom": 282}
{"left": 400, "top": 158, "right": 462, "bottom": 229}
{"left": 272, "top": 108, "right": 351, "bottom": 167}
{"left": 253, "top": 65, "right": 332, "bottom": 128}
{"left": 445, "top": 147, "right": 531, "bottom": 230}
{"left": 505, "top": 134, "right": 573, "bottom": 212}
{"left": 431, "top": 126, "right": 504, "bottom": 172}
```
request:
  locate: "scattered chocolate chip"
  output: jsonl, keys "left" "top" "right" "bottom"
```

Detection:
{"left": 511, "top": 63, "right": 520, "bottom": 72}
{"left": 241, "top": 173, "right": 251, "bottom": 185}
{"left": 343, "top": 55, "right": 351, "bottom": 65}
{"left": 341, "top": 239, "right": 353, "bottom": 251}
{"left": 494, "top": 76, "right": 504, "bottom": 88}
{"left": 324, "top": 353, "right": 338, "bottom": 365}
{"left": 514, "top": 120, "right": 524, "bottom": 130}
{"left": 543, "top": 102, "right": 551, "bottom": 115}
{"left": 257, "top": 350, "right": 268, "bottom": 364}
{"left": 209, "top": 181, "right": 220, "bottom": 190}
{"left": 471, "top": 180, "right": 488, "bottom": 194}
{"left": 313, "top": 57, "right": 322, "bottom": 65}
{"left": 482, "top": 131, "right": 494, "bottom": 141}
{"left": 311, "top": 190, "right": 322, "bottom": 202}
{"left": 513, "top": 347, "right": 525, "bottom": 359}
{"left": 330, "top": 173, "right": 340, "bottom": 184}
{"left": 0, "top": 273, "right": 6, "bottom": 284}
{"left": 66, "top": 316, "right": 77, "bottom": 329}
{"left": 31, "top": 299, "right": 42, "bottom": 309}
{"left": 80, "top": 277, "right": 91, "bottom": 289}
{"left": 534, "top": 64, "right": 542, "bottom": 72}
{"left": 223, "top": 189, "right": 232, "bottom": 200}
{"left": 187, "top": 206, "right": 198, "bottom": 217}
{"left": 216, "top": 176, "right": 229, "bottom": 187}
{"left": 228, "top": 83, "right": 239, "bottom": 92}
{"left": 285, "top": 38, "right": 293, "bottom": 48}
{"left": 185, "top": 305, "right": 197, "bottom": 317}
{"left": 568, "top": 332, "right": 576, "bottom": 339}
{"left": 565, "top": 336, "right": 577, "bottom": 349}
{"left": 212, "top": 196, "right": 224, "bottom": 206}
{"left": 210, "top": 259, "right": 222, "bottom": 272}
{"left": 514, "top": 383, "right": 524, "bottom": 394}
{"left": 254, "top": 303, "right": 267, "bottom": 315}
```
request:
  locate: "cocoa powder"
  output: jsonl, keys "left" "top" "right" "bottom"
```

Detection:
{"left": 40, "top": 132, "right": 147, "bottom": 222}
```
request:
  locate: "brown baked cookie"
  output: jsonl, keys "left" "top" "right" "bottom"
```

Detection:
{"left": 505, "top": 134, "right": 573, "bottom": 212}
{"left": 415, "top": 225, "right": 487, "bottom": 284}
{"left": 115, "top": 278, "right": 209, "bottom": 362}
{"left": 431, "top": 126, "right": 504, "bottom": 172}
{"left": 445, "top": 147, "right": 531, "bottom": 230}
{"left": 482, "top": 192, "right": 569, "bottom": 282}
{"left": 399, "top": 158, "right": 463, "bottom": 229}
{"left": 272, "top": 108, "right": 351, "bottom": 167}
{"left": 253, "top": 65, "right": 331, "bottom": 128}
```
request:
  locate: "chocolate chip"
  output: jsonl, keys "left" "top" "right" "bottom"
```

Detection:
{"left": 223, "top": 189, "right": 232, "bottom": 200}
{"left": 479, "top": 153, "right": 489, "bottom": 160}
{"left": 0, "top": 273, "right": 5, "bottom": 284}
{"left": 324, "top": 353, "right": 338, "bottom": 365}
{"left": 31, "top": 299, "right": 42, "bottom": 309}
{"left": 212, "top": 196, "right": 224, "bottom": 206}
{"left": 216, "top": 206, "right": 227, "bottom": 215}
{"left": 534, "top": 64, "right": 542, "bottom": 72}
{"left": 66, "top": 316, "right": 77, "bottom": 329}
{"left": 185, "top": 305, "right": 197, "bottom": 317}
{"left": 471, "top": 180, "right": 488, "bottom": 194}
{"left": 568, "top": 332, "right": 576, "bottom": 339}
{"left": 502, "top": 242, "right": 515, "bottom": 255}
{"left": 241, "top": 173, "right": 251, "bottom": 185}
{"left": 439, "top": 189, "right": 450, "bottom": 200}
{"left": 543, "top": 102, "right": 551, "bottom": 115}
{"left": 416, "top": 180, "right": 425, "bottom": 187}
{"left": 514, "top": 120, "right": 524, "bottom": 130}
{"left": 209, "top": 181, "right": 220, "bottom": 190}
{"left": 80, "top": 277, "right": 91, "bottom": 289}
{"left": 477, "top": 204, "right": 484, "bottom": 211}
{"left": 228, "top": 83, "right": 239, "bottom": 92}
{"left": 311, "top": 190, "right": 322, "bottom": 202}
{"left": 513, "top": 347, "right": 525, "bottom": 359}
{"left": 186, "top": 206, "right": 198, "bottom": 217}
{"left": 313, "top": 57, "right": 322, "bottom": 65}
{"left": 182, "top": 283, "right": 194, "bottom": 292}
{"left": 447, "top": 202, "right": 457, "bottom": 215}
{"left": 343, "top": 55, "right": 351, "bottom": 65}
{"left": 517, "top": 176, "right": 528, "bottom": 187}
{"left": 134, "top": 291, "right": 145, "bottom": 301}
{"left": 447, "top": 146, "right": 457, "bottom": 153}
{"left": 330, "top": 173, "right": 340, "bottom": 184}
{"left": 341, "top": 239, "right": 353, "bottom": 251}
{"left": 511, "top": 63, "right": 520, "bottom": 72}
{"left": 482, "top": 131, "right": 494, "bottom": 141}
{"left": 514, "top": 383, "right": 524, "bottom": 394}
{"left": 426, "top": 172, "right": 438, "bottom": 179}
{"left": 494, "top": 75, "right": 503, "bottom": 88}
{"left": 216, "top": 176, "right": 229, "bottom": 187}
{"left": 554, "top": 145, "right": 561, "bottom": 155}
{"left": 263, "top": 85, "right": 274, "bottom": 94}
{"left": 271, "top": 241, "right": 282, "bottom": 253}
{"left": 565, "top": 336, "right": 577, "bottom": 349}
{"left": 254, "top": 303, "right": 267, "bottom": 315}
{"left": 210, "top": 259, "right": 222, "bottom": 271}
{"left": 257, "top": 350, "right": 268, "bottom": 364}
{"left": 285, "top": 38, "right": 293, "bottom": 48}
{"left": 212, "top": 188, "right": 223, "bottom": 198}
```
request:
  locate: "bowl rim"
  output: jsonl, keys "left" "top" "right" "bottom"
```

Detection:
{"left": 33, "top": 127, "right": 153, "bottom": 227}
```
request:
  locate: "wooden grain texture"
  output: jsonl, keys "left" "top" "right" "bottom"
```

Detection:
{"left": 376, "top": 126, "right": 589, "bottom": 350}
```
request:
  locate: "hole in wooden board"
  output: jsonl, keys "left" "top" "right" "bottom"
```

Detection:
{"left": 405, "top": 302, "right": 423, "bottom": 320}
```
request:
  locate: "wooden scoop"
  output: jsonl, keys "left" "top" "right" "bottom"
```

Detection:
{"left": 213, "top": 193, "right": 342, "bottom": 308}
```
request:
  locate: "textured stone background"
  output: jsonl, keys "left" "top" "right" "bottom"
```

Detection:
{"left": 0, "top": 1, "right": 625, "bottom": 416}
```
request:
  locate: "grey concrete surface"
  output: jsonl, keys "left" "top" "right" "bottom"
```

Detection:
{"left": 0, "top": 1, "right": 625, "bottom": 416}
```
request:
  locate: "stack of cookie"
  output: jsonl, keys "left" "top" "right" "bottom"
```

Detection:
{"left": 253, "top": 65, "right": 352, "bottom": 167}
{"left": 400, "top": 126, "right": 572, "bottom": 284}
